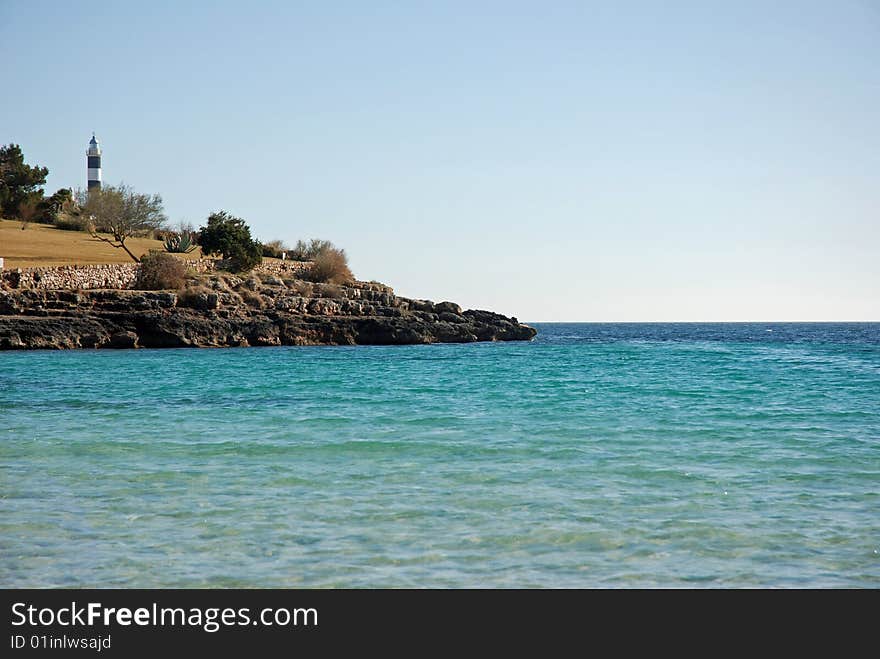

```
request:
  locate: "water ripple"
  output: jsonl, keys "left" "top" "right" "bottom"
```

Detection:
{"left": 1, "top": 323, "right": 878, "bottom": 587}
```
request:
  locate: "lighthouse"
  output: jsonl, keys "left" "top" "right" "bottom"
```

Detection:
{"left": 87, "top": 133, "right": 102, "bottom": 191}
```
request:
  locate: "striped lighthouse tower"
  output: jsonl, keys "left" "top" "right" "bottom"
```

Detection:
{"left": 87, "top": 133, "right": 102, "bottom": 191}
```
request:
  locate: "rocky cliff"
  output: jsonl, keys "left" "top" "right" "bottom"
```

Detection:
{"left": 0, "top": 274, "right": 536, "bottom": 350}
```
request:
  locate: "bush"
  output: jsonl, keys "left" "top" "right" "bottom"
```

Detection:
{"left": 261, "top": 239, "right": 287, "bottom": 259}
{"left": 237, "top": 289, "right": 265, "bottom": 308}
{"left": 198, "top": 211, "right": 262, "bottom": 272}
{"left": 17, "top": 197, "right": 39, "bottom": 228}
{"left": 288, "top": 239, "right": 333, "bottom": 261}
{"left": 53, "top": 214, "right": 91, "bottom": 231}
{"left": 224, "top": 241, "right": 262, "bottom": 273}
{"left": 137, "top": 251, "right": 188, "bottom": 290}
{"left": 306, "top": 247, "right": 353, "bottom": 284}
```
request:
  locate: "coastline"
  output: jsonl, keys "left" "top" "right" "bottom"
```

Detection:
{"left": 0, "top": 275, "right": 536, "bottom": 350}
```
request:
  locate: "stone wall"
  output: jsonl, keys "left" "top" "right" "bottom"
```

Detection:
{"left": 1, "top": 263, "right": 141, "bottom": 290}
{"left": 250, "top": 260, "right": 313, "bottom": 277}
{"left": 0, "top": 258, "right": 313, "bottom": 291}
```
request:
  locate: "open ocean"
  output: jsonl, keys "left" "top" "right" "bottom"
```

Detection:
{"left": 1, "top": 323, "right": 878, "bottom": 587}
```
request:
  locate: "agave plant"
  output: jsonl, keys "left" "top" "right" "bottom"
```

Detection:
{"left": 164, "top": 232, "right": 197, "bottom": 254}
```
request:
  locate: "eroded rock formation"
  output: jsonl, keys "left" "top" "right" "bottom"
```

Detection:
{"left": 0, "top": 276, "right": 536, "bottom": 350}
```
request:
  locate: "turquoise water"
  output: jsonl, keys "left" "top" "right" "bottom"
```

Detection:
{"left": 1, "top": 323, "right": 878, "bottom": 587}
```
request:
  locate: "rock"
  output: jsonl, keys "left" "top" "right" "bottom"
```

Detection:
{"left": 434, "top": 301, "right": 462, "bottom": 315}
{"left": 409, "top": 299, "right": 435, "bottom": 312}
{"left": 439, "top": 311, "right": 466, "bottom": 323}
{"left": 0, "top": 292, "right": 19, "bottom": 314}
{"left": 274, "top": 296, "right": 308, "bottom": 313}
{"left": 156, "top": 292, "right": 177, "bottom": 308}
{"left": 80, "top": 333, "right": 106, "bottom": 349}
{"left": 0, "top": 331, "right": 24, "bottom": 349}
{"left": 252, "top": 333, "right": 281, "bottom": 346}
{"left": 107, "top": 331, "right": 138, "bottom": 349}
{"left": 307, "top": 298, "right": 341, "bottom": 315}
{"left": 0, "top": 280, "right": 537, "bottom": 350}
{"left": 188, "top": 292, "right": 219, "bottom": 311}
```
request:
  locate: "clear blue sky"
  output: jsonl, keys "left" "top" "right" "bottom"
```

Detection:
{"left": 2, "top": 0, "right": 878, "bottom": 320}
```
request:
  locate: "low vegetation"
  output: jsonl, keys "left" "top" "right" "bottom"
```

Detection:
{"left": 0, "top": 219, "right": 197, "bottom": 268}
{"left": 306, "top": 246, "right": 353, "bottom": 284}
{"left": 288, "top": 239, "right": 333, "bottom": 261}
{"left": 177, "top": 285, "right": 216, "bottom": 309}
{"left": 261, "top": 239, "right": 287, "bottom": 259}
{"left": 197, "top": 211, "right": 262, "bottom": 273}
{"left": 313, "top": 283, "right": 345, "bottom": 299}
{"left": 52, "top": 216, "right": 90, "bottom": 232}
{"left": 237, "top": 288, "right": 265, "bottom": 308}
{"left": 137, "top": 251, "right": 188, "bottom": 290}
{"left": 17, "top": 197, "right": 39, "bottom": 229}
{"left": 163, "top": 231, "right": 197, "bottom": 254}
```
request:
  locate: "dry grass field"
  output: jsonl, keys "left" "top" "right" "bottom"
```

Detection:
{"left": 0, "top": 219, "right": 204, "bottom": 268}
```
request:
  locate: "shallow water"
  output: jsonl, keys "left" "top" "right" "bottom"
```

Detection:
{"left": 1, "top": 323, "right": 878, "bottom": 587}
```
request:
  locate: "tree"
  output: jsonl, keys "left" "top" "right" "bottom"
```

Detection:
{"left": 35, "top": 188, "right": 74, "bottom": 224}
{"left": 198, "top": 211, "right": 262, "bottom": 272}
{"left": 77, "top": 184, "right": 167, "bottom": 262}
{"left": 0, "top": 144, "right": 48, "bottom": 218}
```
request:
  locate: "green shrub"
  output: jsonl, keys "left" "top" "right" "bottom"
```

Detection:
{"left": 198, "top": 211, "right": 262, "bottom": 272}
{"left": 164, "top": 232, "right": 197, "bottom": 253}
{"left": 137, "top": 251, "right": 188, "bottom": 290}
{"left": 306, "top": 247, "right": 353, "bottom": 284}
{"left": 224, "top": 241, "right": 262, "bottom": 273}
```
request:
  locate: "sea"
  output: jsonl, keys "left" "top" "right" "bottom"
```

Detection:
{"left": 1, "top": 323, "right": 878, "bottom": 587}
